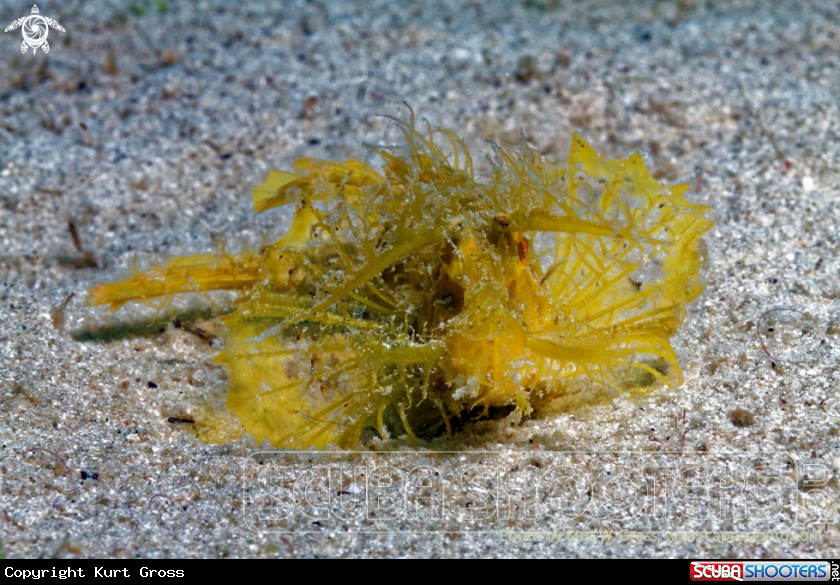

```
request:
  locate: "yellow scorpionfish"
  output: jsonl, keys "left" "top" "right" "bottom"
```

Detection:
{"left": 89, "top": 109, "right": 713, "bottom": 449}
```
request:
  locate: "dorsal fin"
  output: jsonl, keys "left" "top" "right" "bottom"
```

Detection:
{"left": 252, "top": 169, "right": 298, "bottom": 212}
{"left": 568, "top": 133, "right": 600, "bottom": 167}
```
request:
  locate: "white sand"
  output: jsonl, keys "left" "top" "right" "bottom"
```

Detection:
{"left": 1, "top": 0, "right": 838, "bottom": 558}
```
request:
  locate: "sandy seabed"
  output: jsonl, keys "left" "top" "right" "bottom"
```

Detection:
{"left": 1, "top": 0, "right": 839, "bottom": 558}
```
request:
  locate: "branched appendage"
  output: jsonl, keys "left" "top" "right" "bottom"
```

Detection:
{"left": 88, "top": 108, "right": 713, "bottom": 449}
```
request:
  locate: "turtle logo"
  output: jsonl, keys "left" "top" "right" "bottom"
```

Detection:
{"left": 5, "top": 5, "right": 65, "bottom": 55}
